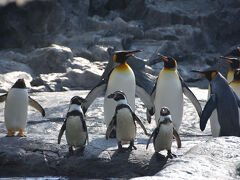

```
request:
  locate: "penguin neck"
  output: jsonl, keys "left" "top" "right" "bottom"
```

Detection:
{"left": 163, "top": 67, "right": 177, "bottom": 72}
{"left": 115, "top": 62, "right": 131, "bottom": 72}
{"left": 116, "top": 99, "right": 128, "bottom": 105}
{"left": 227, "top": 69, "right": 234, "bottom": 83}
{"left": 68, "top": 104, "right": 83, "bottom": 113}
{"left": 157, "top": 115, "right": 172, "bottom": 126}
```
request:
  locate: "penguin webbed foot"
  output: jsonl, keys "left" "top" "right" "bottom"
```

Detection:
{"left": 128, "top": 141, "right": 137, "bottom": 151}
{"left": 167, "top": 150, "right": 177, "bottom": 159}
{"left": 117, "top": 141, "right": 125, "bottom": 153}
{"left": 17, "top": 130, "right": 26, "bottom": 137}
{"left": 68, "top": 146, "right": 74, "bottom": 155}
{"left": 76, "top": 146, "right": 85, "bottom": 156}
{"left": 6, "top": 130, "right": 15, "bottom": 137}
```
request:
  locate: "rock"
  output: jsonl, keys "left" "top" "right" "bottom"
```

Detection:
{"left": 0, "top": 58, "right": 33, "bottom": 75}
{"left": 87, "top": 45, "right": 110, "bottom": 62}
{"left": 0, "top": 88, "right": 238, "bottom": 179}
{"left": 0, "top": 71, "right": 32, "bottom": 92}
{"left": 135, "top": 137, "right": 240, "bottom": 180}
{"left": 27, "top": 44, "right": 73, "bottom": 75}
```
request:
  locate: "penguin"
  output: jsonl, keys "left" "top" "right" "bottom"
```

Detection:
{"left": 148, "top": 55, "right": 202, "bottom": 131}
{"left": 230, "top": 69, "right": 240, "bottom": 97}
{"left": 220, "top": 56, "right": 240, "bottom": 82}
{"left": 58, "top": 96, "right": 89, "bottom": 154}
{"left": 146, "top": 107, "right": 181, "bottom": 159}
{"left": 58, "top": 96, "right": 89, "bottom": 155}
{"left": 105, "top": 91, "right": 149, "bottom": 152}
{"left": 0, "top": 79, "right": 45, "bottom": 137}
{"left": 81, "top": 50, "right": 155, "bottom": 136}
{"left": 192, "top": 70, "right": 240, "bottom": 137}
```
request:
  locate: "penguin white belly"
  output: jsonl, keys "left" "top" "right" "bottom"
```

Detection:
{"left": 66, "top": 116, "right": 87, "bottom": 147}
{"left": 104, "top": 68, "right": 135, "bottom": 126}
{"left": 5, "top": 88, "right": 28, "bottom": 131}
{"left": 208, "top": 87, "right": 220, "bottom": 137}
{"left": 154, "top": 123, "right": 173, "bottom": 152}
{"left": 230, "top": 82, "right": 240, "bottom": 127}
{"left": 154, "top": 70, "right": 183, "bottom": 130}
{"left": 116, "top": 108, "right": 136, "bottom": 142}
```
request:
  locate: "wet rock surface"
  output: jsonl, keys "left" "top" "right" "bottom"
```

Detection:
{"left": 0, "top": 89, "right": 239, "bottom": 179}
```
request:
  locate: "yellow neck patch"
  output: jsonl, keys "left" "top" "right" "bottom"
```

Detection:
{"left": 211, "top": 72, "right": 216, "bottom": 80}
{"left": 115, "top": 62, "right": 130, "bottom": 71}
{"left": 231, "top": 80, "right": 240, "bottom": 85}
{"left": 163, "top": 68, "right": 176, "bottom": 72}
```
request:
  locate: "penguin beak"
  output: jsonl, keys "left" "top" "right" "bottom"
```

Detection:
{"left": 191, "top": 70, "right": 206, "bottom": 77}
{"left": 158, "top": 54, "right": 168, "bottom": 62}
{"left": 125, "top": 50, "right": 142, "bottom": 57}
{"left": 107, "top": 93, "right": 115, "bottom": 99}
{"left": 220, "top": 56, "right": 233, "bottom": 64}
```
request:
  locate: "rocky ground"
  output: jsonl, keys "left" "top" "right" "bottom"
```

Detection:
{"left": 0, "top": 88, "right": 239, "bottom": 179}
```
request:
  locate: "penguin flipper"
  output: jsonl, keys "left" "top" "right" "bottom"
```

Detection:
{"left": 81, "top": 81, "right": 107, "bottom": 114}
{"left": 106, "top": 115, "right": 116, "bottom": 140}
{"left": 145, "top": 77, "right": 157, "bottom": 123}
{"left": 146, "top": 128, "right": 158, "bottom": 150}
{"left": 179, "top": 75, "right": 202, "bottom": 117}
{"left": 82, "top": 117, "right": 89, "bottom": 144}
{"left": 58, "top": 120, "right": 66, "bottom": 144}
{"left": 132, "top": 112, "right": 149, "bottom": 136}
{"left": 173, "top": 128, "right": 181, "bottom": 148}
{"left": 28, "top": 96, "right": 45, "bottom": 117}
{"left": 200, "top": 94, "right": 217, "bottom": 131}
{"left": 232, "top": 90, "right": 240, "bottom": 108}
{"left": 0, "top": 93, "right": 7, "bottom": 102}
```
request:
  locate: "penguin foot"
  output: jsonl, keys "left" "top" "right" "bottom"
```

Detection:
{"left": 109, "top": 129, "right": 116, "bottom": 138}
{"left": 6, "top": 130, "right": 15, "bottom": 137}
{"left": 17, "top": 130, "right": 26, "bottom": 137}
{"left": 76, "top": 146, "right": 85, "bottom": 156}
{"left": 128, "top": 141, "right": 137, "bottom": 151}
{"left": 117, "top": 141, "right": 125, "bottom": 153}
{"left": 69, "top": 146, "right": 74, "bottom": 155}
{"left": 167, "top": 150, "right": 177, "bottom": 159}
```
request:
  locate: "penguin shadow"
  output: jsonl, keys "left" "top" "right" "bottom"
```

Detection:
{"left": 146, "top": 152, "right": 169, "bottom": 175}
{"left": 27, "top": 117, "right": 65, "bottom": 125}
{"left": 110, "top": 147, "right": 132, "bottom": 163}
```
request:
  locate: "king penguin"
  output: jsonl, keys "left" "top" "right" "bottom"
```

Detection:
{"left": 148, "top": 55, "right": 202, "bottom": 131}
{"left": 146, "top": 107, "right": 181, "bottom": 158}
{"left": 0, "top": 79, "right": 45, "bottom": 137}
{"left": 81, "top": 50, "right": 155, "bottom": 136}
{"left": 58, "top": 96, "right": 88, "bottom": 155}
{"left": 192, "top": 70, "right": 240, "bottom": 137}
{"left": 220, "top": 56, "right": 240, "bottom": 82}
{"left": 106, "top": 91, "right": 148, "bottom": 152}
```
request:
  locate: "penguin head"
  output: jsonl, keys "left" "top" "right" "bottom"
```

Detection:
{"left": 113, "top": 50, "right": 142, "bottom": 64}
{"left": 158, "top": 107, "right": 172, "bottom": 124}
{"left": 159, "top": 54, "right": 177, "bottom": 70}
{"left": 70, "top": 96, "right": 86, "bottom": 105}
{"left": 233, "top": 69, "right": 240, "bottom": 82}
{"left": 12, "top": 78, "right": 26, "bottom": 89}
{"left": 221, "top": 56, "right": 240, "bottom": 70}
{"left": 107, "top": 91, "right": 127, "bottom": 102}
{"left": 192, "top": 70, "right": 217, "bottom": 82}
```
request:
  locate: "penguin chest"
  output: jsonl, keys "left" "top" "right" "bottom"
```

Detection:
{"left": 154, "top": 70, "right": 183, "bottom": 130}
{"left": 5, "top": 88, "right": 28, "bottom": 131}
{"left": 116, "top": 108, "right": 136, "bottom": 142}
{"left": 208, "top": 87, "right": 220, "bottom": 137}
{"left": 104, "top": 68, "right": 136, "bottom": 126}
{"left": 66, "top": 116, "right": 87, "bottom": 147}
{"left": 154, "top": 123, "right": 173, "bottom": 152}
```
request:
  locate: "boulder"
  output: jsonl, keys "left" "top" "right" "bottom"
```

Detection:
{"left": 27, "top": 44, "right": 73, "bottom": 75}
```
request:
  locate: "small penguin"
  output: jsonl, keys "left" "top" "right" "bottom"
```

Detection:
{"left": 146, "top": 107, "right": 181, "bottom": 158}
{"left": 106, "top": 91, "right": 148, "bottom": 152}
{"left": 148, "top": 54, "right": 202, "bottom": 131}
{"left": 81, "top": 50, "right": 155, "bottom": 136}
{"left": 58, "top": 96, "right": 88, "bottom": 155}
{"left": 192, "top": 70, "right": 240, "bottom": 137}
{"left": 220, "top": 56, "right": 240, "bottom": 82}
{"left": 0, "top": 79, "right": 45, "bottom": 137}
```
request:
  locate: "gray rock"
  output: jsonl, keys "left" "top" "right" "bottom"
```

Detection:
{"left": 27, "top": 44, "right": 73, "bottom": 75}
{"left": 0, "top": 88, "right": 238, "bottom": 179}
{"left": 0, "top": 71, "right": 32, "bottom": 92}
